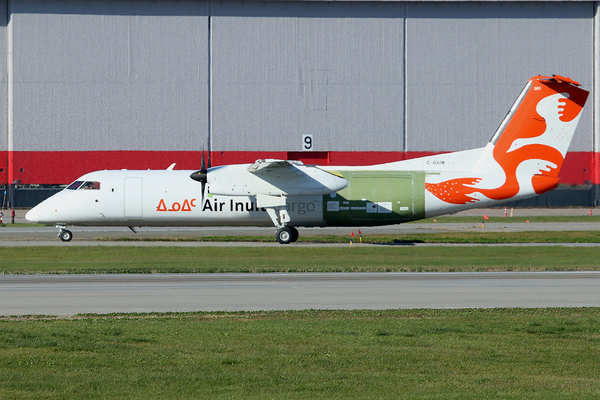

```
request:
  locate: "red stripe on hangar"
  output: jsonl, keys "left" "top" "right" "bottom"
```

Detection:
{"left": 2, "top": 150, "right": 597, "bottom": 185}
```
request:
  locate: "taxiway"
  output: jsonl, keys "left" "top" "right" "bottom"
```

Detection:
{"left": 1, "top": 272, "right": 599, "bottom": 316}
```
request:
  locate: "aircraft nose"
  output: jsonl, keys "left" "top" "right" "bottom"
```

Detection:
{"left": 25, "top": 207, "right": 39, "bottom": 223}
{"left": 26, "top": 204, "right": 53, "bottom": 224}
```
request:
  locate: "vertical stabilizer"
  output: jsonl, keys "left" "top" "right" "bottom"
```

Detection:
{"left": 426, "top": 75, "right": 588, "bottom": 205}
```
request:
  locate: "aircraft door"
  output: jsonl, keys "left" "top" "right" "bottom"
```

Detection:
{"left": 349, "top": 174, "right": 414, "bottom": 219}
{"left": 323, "top": 171, "right": 425, "bottom": 226}
{"left": 124, "top": 177, "right": 143, "bottom": 218}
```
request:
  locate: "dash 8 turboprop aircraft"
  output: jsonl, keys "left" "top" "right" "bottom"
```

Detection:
{"left": 26, "top": 75, "right": 588, "bottom": 243}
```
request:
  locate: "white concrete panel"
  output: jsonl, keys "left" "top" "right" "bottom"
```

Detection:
{"left": 405, "top": 1, "right": 593, "bottom": 152}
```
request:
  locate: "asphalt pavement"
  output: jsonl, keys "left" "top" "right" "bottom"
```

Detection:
{"left": 1, "top": 271, "right": 599, "bottom": 316}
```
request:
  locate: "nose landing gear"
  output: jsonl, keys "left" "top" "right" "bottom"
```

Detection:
{"left": 57, "top": 225, "right": 73, "bottom": 242}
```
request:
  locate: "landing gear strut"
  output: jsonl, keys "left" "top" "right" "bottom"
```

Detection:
{"left": 261, "top": 199, "right": 299, "bottom": 244}
{"left": 276, "top": 226, "right": 298, "bottom": 244}
{"left": 57, "top": 226, "right": 73, "bottom": 242}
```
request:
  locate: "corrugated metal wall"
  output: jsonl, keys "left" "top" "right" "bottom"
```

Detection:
{"left": 405, "top": 2, "right": 592, "bottom": 152}
{"left": 3, "top": 0, "right": 596, "bottom": 172}
{"left": 0, "top": 1, "right": 7, "bottom": 153}
{"left": 212, "top": 2, "right": 406, "bottom": 152}
{"left": 11, "top": 0, "right": 209, "bottom": 153}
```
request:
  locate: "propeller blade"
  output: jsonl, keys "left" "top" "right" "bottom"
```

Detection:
{"left": 190, "top": 150, "right": 210, "bottom": 204}
{"left": 200, "top": 181, "right": 206, "bottom": 204}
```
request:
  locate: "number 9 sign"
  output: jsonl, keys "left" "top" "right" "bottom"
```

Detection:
{"left": 302, "top": 134, "right": 313, "bottom": 151}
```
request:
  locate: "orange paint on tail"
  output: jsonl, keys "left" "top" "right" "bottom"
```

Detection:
{"left": 425, "top": 178, "right": 482, "bottom": 204}
{"left": 426, "top": 76, "right": 588, "bottom": 205}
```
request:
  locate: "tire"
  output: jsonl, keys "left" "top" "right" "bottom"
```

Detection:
{"left": 276, "top": 227, "right": 293, "bottom": 244}
{"left": 289, "top": 226, "right": 299, "bottom": 243}
{"left": 59, "top": 229, "right": 73, "bottom": 242}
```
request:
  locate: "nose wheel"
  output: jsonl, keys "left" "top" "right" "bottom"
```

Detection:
{"left": 276, "top": 226, "right": 299, "bottom": 244}
{"left": 58, "top": 227, "right": 73, "bottom": 242}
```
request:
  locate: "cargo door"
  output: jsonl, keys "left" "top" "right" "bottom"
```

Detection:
{"left": 323, "top": 171, "right": 425, "bottom": 226}
{"left": 349, "top": 173, "right": 414, "bottom": 220}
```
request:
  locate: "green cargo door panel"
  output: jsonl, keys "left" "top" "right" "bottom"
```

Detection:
{"left": 323, "top": 171, "right": 425, "bottom": 226}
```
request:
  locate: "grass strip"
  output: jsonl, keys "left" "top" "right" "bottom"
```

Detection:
{"left": 1, "top": 308, "right": 599, "bottom": 399}
{"left": 386, "top": 230, "right": 600, "bottom": 244}
{"left": 1, "top": 245, "right": 599, "bottom": 274}
{"left": 96, "top": 230, "right": 600, "bottom": 244}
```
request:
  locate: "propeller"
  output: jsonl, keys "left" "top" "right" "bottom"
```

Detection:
{"left": 190, "top": 150, "right": 211, "bottom": 203}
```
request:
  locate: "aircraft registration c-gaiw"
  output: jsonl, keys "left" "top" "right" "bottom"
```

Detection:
{"left": 26, "top": 75, "right": 589, "bottom": 244}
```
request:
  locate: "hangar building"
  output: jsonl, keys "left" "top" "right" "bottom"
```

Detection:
{"left": 1, "top": 0, "right": 597, "bottom": 206}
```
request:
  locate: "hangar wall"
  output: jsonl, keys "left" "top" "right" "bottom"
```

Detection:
{"left": 1, "top": 0, "right": 598, "bottom": 206}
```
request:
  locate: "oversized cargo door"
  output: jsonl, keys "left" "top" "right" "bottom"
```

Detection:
{"left": 124, "top": 177, "right": 143, "bottom": 219}
{"left": 323, "top": 171, "right": 425, "bottom": 226}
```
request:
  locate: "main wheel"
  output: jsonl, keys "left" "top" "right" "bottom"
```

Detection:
{"left": 276, "top": 227, "right": 293, "bottom": 244}
{"left": 59, "top": 229, "right": 73, "bottom": 242}
{"left": 289, "top": 226, "right": 299, "bottom": 243}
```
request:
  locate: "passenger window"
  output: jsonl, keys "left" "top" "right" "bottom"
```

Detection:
{"left": 67, "top": 181, "right": 84, "bottom": 190}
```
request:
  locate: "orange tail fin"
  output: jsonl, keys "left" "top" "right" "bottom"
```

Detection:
{"left": 426, "top": 75, "right": 588, "bottom": 205}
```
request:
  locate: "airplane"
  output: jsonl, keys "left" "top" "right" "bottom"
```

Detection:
{"left": 26, "top": 75, "right": 589, "bottom": 244}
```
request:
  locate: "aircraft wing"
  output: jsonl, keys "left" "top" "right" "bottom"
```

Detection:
{"left": 202, "top": 158, "right": 348, "bottom": 197}
{"left": 247, "top": 159, "right": 304, "bottom": 176}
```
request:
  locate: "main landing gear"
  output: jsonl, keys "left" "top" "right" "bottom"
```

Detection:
{"left": 57, "top": 225, "right": 73, "bottom": 242}
{"left": 262, "top": 201, "right": 299, "bottom": 244}
{"left": 276, "top": 226, "right": 299, "bottom": 244}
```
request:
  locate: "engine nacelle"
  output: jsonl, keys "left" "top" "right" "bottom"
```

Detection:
{"left": 207, "top": 163, "right": 348, "bottom": 197}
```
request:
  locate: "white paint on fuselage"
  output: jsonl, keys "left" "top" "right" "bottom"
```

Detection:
{"left": 26, "top": 170, "right": 325, "bottom": 227}
{"left": 323, "top": 147, "right": 485, "bottom": 175}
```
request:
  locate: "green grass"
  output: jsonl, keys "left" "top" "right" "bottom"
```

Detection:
{"left": 0, "top": 223, "right": 50, "bottom": 228}
{"left": 1, "top": 309, "right": 599, "bottom": 399}
{"left": 1, "top": 245, "right": 599, "bottom": 274}
{"left": 98, "top": 230, "right": 600, "bottom": 244}
{"left": 386, "top": 230, "right": 600, "bottom": 244}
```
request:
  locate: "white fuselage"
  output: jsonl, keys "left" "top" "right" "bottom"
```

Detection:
{"left": 26, "top": 169, "right": 325, "bottom": 227}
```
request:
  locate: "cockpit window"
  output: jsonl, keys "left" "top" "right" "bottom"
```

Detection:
{"left": 66, "top": 181, "right": 100, "bottom": 190}
{"left": 81, "top": 181, "right": 101, "bottom": 190}
{"left": 67, "top": 181, "right": 84, "bottom": 190}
